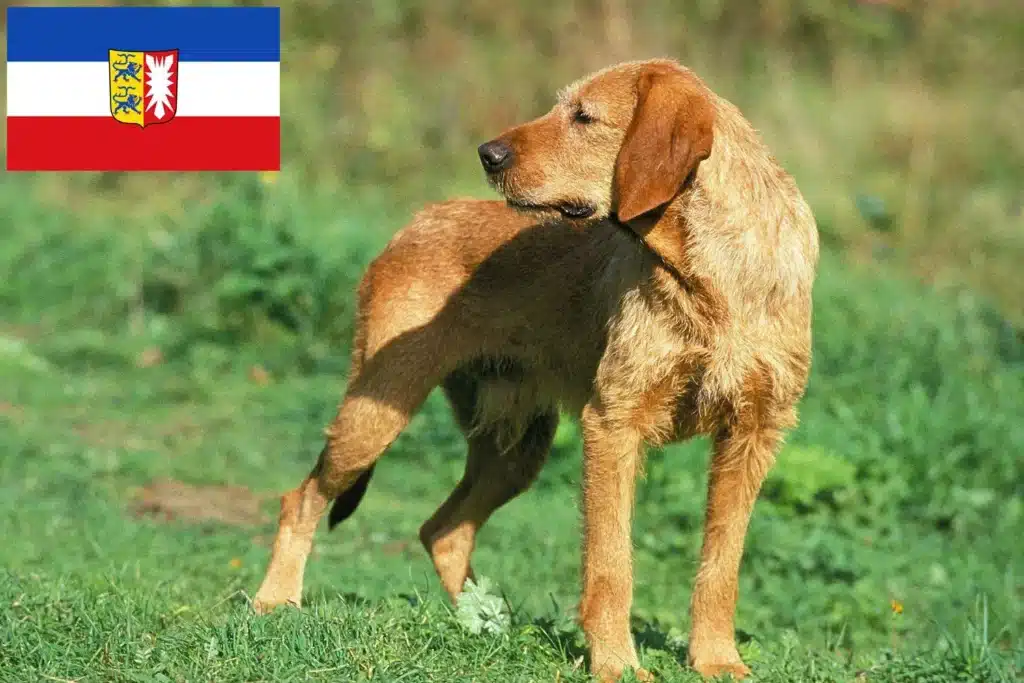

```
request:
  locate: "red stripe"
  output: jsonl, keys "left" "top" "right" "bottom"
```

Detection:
{"left": 6, "top": 116, "right": 280, "bottom": 171}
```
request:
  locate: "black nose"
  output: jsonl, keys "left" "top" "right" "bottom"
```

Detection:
{"left": 477, "top": 140, "right": 513, "bottom": 172}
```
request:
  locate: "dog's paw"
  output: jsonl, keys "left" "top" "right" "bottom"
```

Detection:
{"left": 592, "top": 661, "right": 653, "bottom": 683}
{"left": 252, "top": 590, "right": 301, "bottom": 615}
{"left": 690, "top": 660, "right": 750, "bottom": 680}
{"left": 593, "top": 667, "right": 653, "bottom": 683}
{"left": 634, "top": 667, "right": 654, "bottom": 682}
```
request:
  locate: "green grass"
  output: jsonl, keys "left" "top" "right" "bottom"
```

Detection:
{"left": 0, "top": 171, "right": 1021, "bottom": 681}
{"left": 1, "top": 339, "right": 1021, "bottom": 682}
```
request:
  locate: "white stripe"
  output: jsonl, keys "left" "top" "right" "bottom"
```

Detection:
{"left": 7, "top": 61, "right": 279, "bottom": 117}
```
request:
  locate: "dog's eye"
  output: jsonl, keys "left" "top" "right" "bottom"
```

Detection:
{"left": 572, "top": 107, "right": 596, "bottom": 125}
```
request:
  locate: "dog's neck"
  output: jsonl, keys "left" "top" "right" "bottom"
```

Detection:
{"left": 611, "top": 173, "right": 700, "bottom": 284}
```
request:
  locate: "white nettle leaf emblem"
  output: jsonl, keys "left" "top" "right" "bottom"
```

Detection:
{"left": 145, "top": 53, "right": 176, "bottom": 120}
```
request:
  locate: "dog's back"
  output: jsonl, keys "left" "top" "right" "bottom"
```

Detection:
{"left": 359, "top": 198, "right": 650, "bottom": 416}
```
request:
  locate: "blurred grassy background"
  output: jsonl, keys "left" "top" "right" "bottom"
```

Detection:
{"left": 4, "top": 0, "right": 1023, "bottom": 323}
{"left": 1, "top": 1, "right": 1023, "bottom": 681}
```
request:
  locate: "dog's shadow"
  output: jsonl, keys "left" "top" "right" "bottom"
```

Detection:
{"left": 249, "top": 588, "right": 755, "bottom": 679}
{"left": 630, "top": 617, "right": 755, "bottom": 668}
{"left": 528, "top": 613, "right": 589, "bottom": 663}
{"left": 287, "top": 589, "right": 374, "bottom": 610}
{"left": 527, "top": 612, "right": 756, "bottom": 672}
{"left": 630, "top": 616, "right": 690, "bottom": 666}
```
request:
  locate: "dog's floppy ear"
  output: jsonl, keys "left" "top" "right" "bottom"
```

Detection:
{"left": 614, "top": 68, "right": 715, "bottom": 223}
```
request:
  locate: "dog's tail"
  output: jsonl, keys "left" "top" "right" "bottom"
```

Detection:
{"left": 326, "top": 464, "right": 376, "bottom": 531}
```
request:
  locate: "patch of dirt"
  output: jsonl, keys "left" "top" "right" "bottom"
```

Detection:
{"left": 132, "top": 478, "right": 269, "bottom": 527}
{"left": 0, "top": 402, "right": 26, "bottom": 424}
{"left": 73, "top": 407, "right": 204, "bottom": 452}
{"left": 381, "top": 540, "right": 412, "bottom": 556}
{"left": 74, "top": 419, "right": 156, "bottom": 452}
{"left": 0, "top": 323, "right": 41, "bottom": 341}
{"left": 136, "top": 346, "right": 164, "bottom": 368}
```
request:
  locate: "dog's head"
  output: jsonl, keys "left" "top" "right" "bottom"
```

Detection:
{"left": 478, "top": 59, "right": 715, "bottom": 223}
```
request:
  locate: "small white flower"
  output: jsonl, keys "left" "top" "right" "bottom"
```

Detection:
{"left": 455, "top": 576, "right": 510, "bottom": 635}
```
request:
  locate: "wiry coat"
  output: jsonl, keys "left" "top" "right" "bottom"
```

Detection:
{"left": 253, "top": 59, "right": 819, "bottom": 682}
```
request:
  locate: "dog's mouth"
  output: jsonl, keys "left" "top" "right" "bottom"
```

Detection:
{"left": 506, "top": 199, "right": 596, "bottom": 220}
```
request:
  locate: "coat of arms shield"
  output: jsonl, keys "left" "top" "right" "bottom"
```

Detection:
{"left": 108, "top": 49, "right": 178, "bottom": 127}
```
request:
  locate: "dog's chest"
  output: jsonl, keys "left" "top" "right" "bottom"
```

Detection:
{"left": 594, "top": 273, "right": 735, "bottom": 443}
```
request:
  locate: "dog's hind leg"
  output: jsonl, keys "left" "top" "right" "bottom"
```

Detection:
{"left": 418, "top": 372, "right": 557, "bottom": 601}
{"left": 252, "top": 370, "right": 433, "bottom": 613}
{"left": 252, "top": 291, "right": 455, "bottom": 614}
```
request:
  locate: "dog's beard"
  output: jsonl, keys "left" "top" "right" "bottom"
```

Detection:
{"left": 488, "top": 174, "right": 598, "bottom": 220}
{"left": 506, "top": 198, "right": 596, "bottom": 220}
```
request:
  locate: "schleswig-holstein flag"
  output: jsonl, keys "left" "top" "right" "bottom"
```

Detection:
{"left": 6, "top": 6, "right": 280, "bottom": 171}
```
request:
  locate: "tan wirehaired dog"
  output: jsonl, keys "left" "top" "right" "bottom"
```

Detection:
{"left": 253, "top": 58, "right": 819, "bottom": 681}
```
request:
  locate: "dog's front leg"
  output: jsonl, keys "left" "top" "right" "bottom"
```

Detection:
{"left": 579, "top": 401, "right": 651, "bottom": 683}
{"left": 687, "top": 423, "right": 781, "bottom": 679}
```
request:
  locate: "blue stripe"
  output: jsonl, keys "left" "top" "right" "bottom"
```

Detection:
{"left": 7, "top": 6, "right": 280, "bottom": 62}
